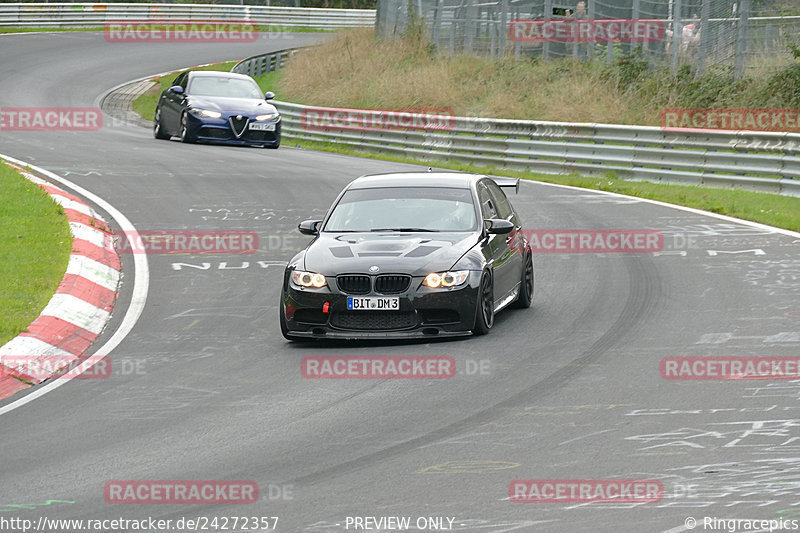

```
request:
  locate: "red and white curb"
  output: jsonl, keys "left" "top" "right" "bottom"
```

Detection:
{"left": 0, "top": 163, "right": 121, "bottom": 400}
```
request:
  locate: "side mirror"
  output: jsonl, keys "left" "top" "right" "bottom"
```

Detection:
{"left": 264, "top": 91, "right": 275, "bottom": 100}
{"left": 485, "top": 219, "right": 514, "bottom": 235}
{"left": 298, "top": 219, "right": 322, "bottom": 235}
{"left": 169, "top": 85, "right": 184, "bottom": 95}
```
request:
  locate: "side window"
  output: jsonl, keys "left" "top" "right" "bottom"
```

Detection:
{"left": 477, "top": 183, "right": 498, "bottom": 219}
{"left": 485, "top": 180, "right": 513, "bottom": 219}
{"left": 172, "top": 73, "right": 188, "bottom": 90}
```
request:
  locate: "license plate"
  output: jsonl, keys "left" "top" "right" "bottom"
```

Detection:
{"left": 249, "top": 123, "right": 275, "bottom": 131}
{"left": 347, "top": 297, "right": 399, "bottom": 311}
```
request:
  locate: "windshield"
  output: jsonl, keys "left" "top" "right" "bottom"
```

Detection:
{"left": 324, "top": 187, "right": 478, "bottom": 232}
{"left": 188, "top": 77, "right": 263, "bottom": 99}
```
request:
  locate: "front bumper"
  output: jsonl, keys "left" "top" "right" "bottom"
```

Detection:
{"left": 188, "top": 114, "right": 281, "bottom": 146}
{"left": 281, "top": 271, "right": 482, "bottom": 340}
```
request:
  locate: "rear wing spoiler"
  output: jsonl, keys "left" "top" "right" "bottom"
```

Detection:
{"left": 490, "top": 176, "right": 520, "bottom": 194}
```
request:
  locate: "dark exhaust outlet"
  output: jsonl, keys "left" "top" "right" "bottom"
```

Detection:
{"left": 312, "top": 328, "right": 326, "bottom": 335}
{"left": 422, "top": 328, "right": 439, "bottom": 335}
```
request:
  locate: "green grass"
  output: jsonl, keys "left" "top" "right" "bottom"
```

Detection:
{"left": 0, "top": 163, "right": 72, "bottom": 345}
{"left": 252, "top": 69, "right": 284, "bottom": 94}
{"left": 0, "top": 27, "right": 105, "bottom": 34}
{"left": 133, "top": 64, "right": 800, "bottom": 233}
{"left": 277, "top": 28, "right": 800, "bottom": 125}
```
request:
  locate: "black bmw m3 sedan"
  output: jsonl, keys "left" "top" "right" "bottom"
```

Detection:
{"left": 280, "top": 172, "right": 533, "bottom": 340}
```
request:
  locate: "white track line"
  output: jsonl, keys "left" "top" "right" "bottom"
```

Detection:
{"left": 0, "top": 154, "right": 150, "bottom": 416}
{"left": 520, "top": 178, "right": 800, "bottom": 239}
{"left": 1, "top": 152, "right": 795, "bottom": 414}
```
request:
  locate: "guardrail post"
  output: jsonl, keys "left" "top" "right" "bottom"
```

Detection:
{"left": 432, "top": 0, "right": 443, "bottom": 47}
{"left": 499, "top": 0, "right": 508, "bottom": 57}
{"left": 695, "top": 0, "right": 710, "bottom": 77}
{"left": 587, "top": 0, "right": 597, "bottom": 61}
{"left": 542, "top": 0, "right": 551, "bottom": 59}
{"left": 464, "top": 1, "right": 476, "bottom": 54}
{"left": 375, "top": 0, "right": 386, "bottom": 38}
{"left": 670, "top": 0, "right": 682, "bottom": 74}
{"left": 632, "top": 0, "right": 644, "bottom": 54}
{"left": 734, "top": 0, "right": 750, "bottom": 80}
{"left": 449, "top": 9, "right": 456, "bottom": 55}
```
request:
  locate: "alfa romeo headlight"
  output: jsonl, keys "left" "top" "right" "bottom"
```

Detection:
{"left": 255, "top": 112, "right": 280, "bottom": 121}
{"left": 423, "top": 270, "right": 469, "bottom": 288}
{"left": 191, "top": 109, "right": 221, "bottom": 119}
{"left": 291, "top": 270, "right": 327, "bottom": 288}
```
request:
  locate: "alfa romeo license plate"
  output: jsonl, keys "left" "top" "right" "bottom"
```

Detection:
{"left": 347, "top": 297, "right": 399, "bottom": 311}
{"left": 249, "top": 123, "right": 275, "bottom": 131}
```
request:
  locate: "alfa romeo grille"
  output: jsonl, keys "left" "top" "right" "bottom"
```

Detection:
{"left": 229, "top": 115, "right": 249, "bottom": 138}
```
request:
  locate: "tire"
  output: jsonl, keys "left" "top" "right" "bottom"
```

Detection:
{"left": 179, "top": 112, "right": 196, "bottom": 144}
{"left": 472, "top": 271, "right": 494, "bottom": 335}
{"left": 511, "top": 252, "right": 534, "bottom": 309}
{"left": 153, "top": 108, "right": 170, "bottom": 140}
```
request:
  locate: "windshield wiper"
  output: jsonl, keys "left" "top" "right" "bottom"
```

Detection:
{"left": 369, "top": 228, "right": 438, "bottom": 232}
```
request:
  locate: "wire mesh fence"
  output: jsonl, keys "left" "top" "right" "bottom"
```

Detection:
{"left": 375, "top": 0, "right": 800, "bottom": 78}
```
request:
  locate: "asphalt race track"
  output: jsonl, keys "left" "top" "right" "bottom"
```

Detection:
{"left": 1, "top": 31, "right": 800, "bottom": 533}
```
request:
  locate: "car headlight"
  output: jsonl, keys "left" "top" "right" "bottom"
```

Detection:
{"left": 291, "top": 270, "right": 327, "bottom": 288}
{"left": 255, "top": 112, "right": 280, "bottom": 121}
{"left": 190, "top": 109, "right": 222, "bottom": 119}
{"left": 423, "top": 270, "right": 469, "bottom": 288}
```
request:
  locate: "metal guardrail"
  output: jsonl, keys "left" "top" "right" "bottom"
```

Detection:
{"left": 0, "top": 3, "right": 375, "bottom": 29}
{"left": 232, "top": 49, "right": 296, "bottom": 77}
{"left": 271, "top": 100, "right": 800, "bottom": 197}
{"left": 234, "top": 48, "right": 800, "bottom": 197}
